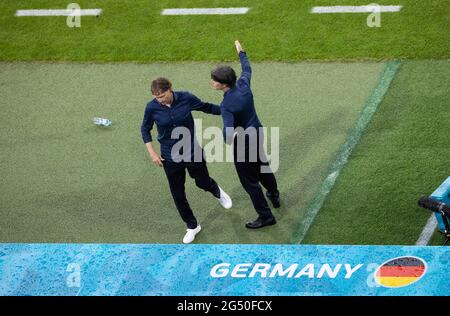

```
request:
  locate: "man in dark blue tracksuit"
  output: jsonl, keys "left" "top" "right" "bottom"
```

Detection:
{"left": 210, "top": 41, "right": 280, "bottom": 229}
{"left": 141, "top": 77, "right": 232, "bottom": 243}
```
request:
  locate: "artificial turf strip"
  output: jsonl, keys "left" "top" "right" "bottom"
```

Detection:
{"left": 0, "top": 0, "right": 449, "bottom": 62}
{"left": 290, "top": 60, "right": 401, "bottom": 244}
{"left": 302, "top": 60, "right": 450, "bottom": 246}
{"left": 0, "top": 61, "right": 385, "bottom": 243}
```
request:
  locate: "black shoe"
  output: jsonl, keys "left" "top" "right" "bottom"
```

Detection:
{"left": 245, "top": 216, "right": 276, "bottom": 229}
{"left": 266, "top": 191, "right": 281, "bottom": 208}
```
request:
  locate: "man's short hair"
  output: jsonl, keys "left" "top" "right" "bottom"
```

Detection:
{"left": 211, "top": 66, "right": 237, "bottom": 87}
{"left": 151, "top": 77, "right": 172, "bottom": 94}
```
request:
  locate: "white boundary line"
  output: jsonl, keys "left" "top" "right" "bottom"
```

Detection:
{"left": 416, "top": 177, "right": 450, "bottom": 245}
{"left": 162, "top": 8, "right": 249, "bottom": 15}
{"left": 416, "top": 215, "right": 438, "bottom": 245}
{"left": 15, "top": 9, "right": 102, "bottom": 16}
{"left": 311, "top": 5, "right": 402, "bottom": 13}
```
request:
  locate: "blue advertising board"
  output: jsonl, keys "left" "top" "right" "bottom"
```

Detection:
{"left": 430, "top": 176, "right": 450, "bottom": 233}
{"left": 0, "top": 244, "right": 448, "bottom": 296}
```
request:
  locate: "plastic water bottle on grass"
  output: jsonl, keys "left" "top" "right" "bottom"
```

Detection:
{"left": 93, "top": 117, "right": 112, "bottom": 127}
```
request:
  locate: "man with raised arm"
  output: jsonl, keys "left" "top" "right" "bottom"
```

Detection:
{"left": 210, "top": 41, "right": 281, "bottom": 229}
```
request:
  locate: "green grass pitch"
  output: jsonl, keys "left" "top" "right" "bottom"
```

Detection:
{"left": 302, "top": 60, "right": 450, "bottom": 246}
{"left": 0, "top": 0, "right": 449, "bottom": 61}
{"left": 0, "top": 62, "right": 386, "bottom": 243}
{"left": 0, "top": 0, "right": 448, "bottom": 245}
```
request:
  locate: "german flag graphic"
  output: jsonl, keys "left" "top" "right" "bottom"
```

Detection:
{"left": 375, "top": 256, "right": 426, "bottom": 288}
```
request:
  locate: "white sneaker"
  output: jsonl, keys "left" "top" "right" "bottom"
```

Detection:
{"left": 183, "top": 225, "right": 201, "bottom": 244}
{"left": 217, "top": 186, "right": 232, "bottom": 209}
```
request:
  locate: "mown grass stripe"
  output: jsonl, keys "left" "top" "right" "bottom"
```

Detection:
{"left": 291, "top": 60, "right": 402, "bottom": 244}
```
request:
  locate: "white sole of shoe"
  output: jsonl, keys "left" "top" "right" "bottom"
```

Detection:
{"left": 182, "top": 226, "right": 201, "bottom": 244}
{"left": 218, "top": 187, "right": 232, "bottom": 209}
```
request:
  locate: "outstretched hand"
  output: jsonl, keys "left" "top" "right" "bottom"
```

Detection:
{"left": 235, "top": 40, "right": 244, "bottom": 54}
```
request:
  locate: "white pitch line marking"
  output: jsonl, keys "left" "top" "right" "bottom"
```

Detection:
{"left": 311, "top": 5, "right": 402, "bottom": 14}
{"left": 162, "top": 8, "right": 249, "bottom": 15}
{"left": 15, "top": 9, "right": 102, "bottom": 16}
{"left": 416, "top": 214, "right": 438, "bottom": 246}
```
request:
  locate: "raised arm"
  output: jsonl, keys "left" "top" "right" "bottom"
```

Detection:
{"left": 235, "top": 40, "right": 251, "bottom": 87}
